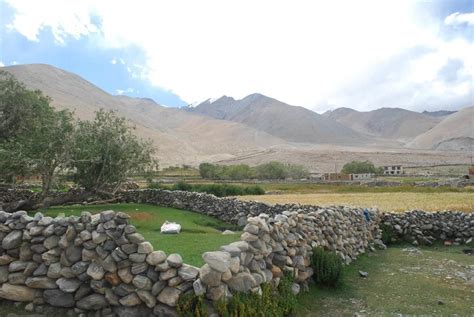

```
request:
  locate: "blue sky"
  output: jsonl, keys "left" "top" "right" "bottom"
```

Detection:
{"left": 0, "top": 0, "right": 473, "bottom": 111}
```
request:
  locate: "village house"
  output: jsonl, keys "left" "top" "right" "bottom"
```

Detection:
{"left": 383, "top": 165, "right": 403, "bottom": 175}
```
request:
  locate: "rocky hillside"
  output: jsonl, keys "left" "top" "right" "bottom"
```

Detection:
{"left": 323, "top": 107, "right": 442, "bottom": 142}
{"left": 187, "top": 94, "right": 373, "bottom": 145}
{"left": 407, "top": 106, "right": 474, "bottom": 150}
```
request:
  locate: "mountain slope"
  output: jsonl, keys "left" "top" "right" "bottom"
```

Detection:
{"left": 323, "top": 107, "right": 442, "bottom": 142}
{"left": 2, "top": 64, "right": 287, "bottom": 166}
{"left": 187, "top": 94, "right": 373, "bottom": 145}
{"left": 407, "top": 106, "right": 474, "bottom": 150}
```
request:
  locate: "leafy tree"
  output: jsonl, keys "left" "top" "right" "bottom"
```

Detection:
{"left": 0, "top": 73, "right": 74, "bottom": 195}
{"left": 341, "top": 160, "right": 377, "bottom": 174}
{"left": 285, "top": 164, "right": 309, "bottom": 179}
{"left": 70, "top": 110, "right": 157, "bottom": 193}
{"left": 255, "top": 161, "right": 288, "bottom": 179}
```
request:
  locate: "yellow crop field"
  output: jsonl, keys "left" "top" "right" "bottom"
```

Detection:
{"left": 239, "top": 192, "right": 474, "bottom": 212}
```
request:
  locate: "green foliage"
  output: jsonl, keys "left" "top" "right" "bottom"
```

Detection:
{"left": 0, "top": 72, "right": 74, "bottom": 195}
{"left": 199, "top": 161, "right": 309, "bottom": 180}
{"left": 70, "top": 109, "right": 158, "bottom": 193}
{"left": 183, "top": 273, "right": 297, "bottom": 317}
{"left": 311, "top": 247, "right": 343, "bottom": 287}
{"left": 341, "top": 160, "right": 377, "bottom": 174}
{"left": 177, "top": 293, "right": 208, "bottom": 317}
{"left": 150, "top": 181, "right": 265, "bottom": 197}
{"left": 380, "top": 223, "right": 395, "bottom": 245}
{"left": 255, "top": 161, "right": 288, "bottom": 180}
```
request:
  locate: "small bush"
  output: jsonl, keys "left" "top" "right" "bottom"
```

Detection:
{"left": 177, "top": 293, "right": 208, "bottom": 317}
{"left": 173, "top": 181, "right": 193, "bottom": 191}
{"left": 380, "top": 223, "right": 395, "bottom": 245}
{"left": 311, "top": 247, "right": 343, "bottom": 287}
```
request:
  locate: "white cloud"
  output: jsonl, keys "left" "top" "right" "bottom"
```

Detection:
{"left": 116, "top": 88, "right": 134, "bottom": 95}
{"left": 445, "top": 12, "right": 474, "bottom": 26}
{"left": 3, "top": 0, "right": 473, "bottom": 111}
{"left": 110, "top": 59, "right": 117, "bottom": 65}
{"left": 0, "top": 61, "right": 4, "bottom": 67}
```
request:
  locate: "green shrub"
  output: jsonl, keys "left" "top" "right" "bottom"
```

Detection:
{"left": 341, "top": 160, "right": 377, "bottom": 174}
{"left": 311, "top": 247, "right": 343, "bottom": 287}
{"left": 172, "top": 181, "right": 193, "bottom": 191}
{"left": 177, "top": 293, "right": 208, "bottom": 317}
{"left": 380, "top": 223, "right": 395, "bottom": 244}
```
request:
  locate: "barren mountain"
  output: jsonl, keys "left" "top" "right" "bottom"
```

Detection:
{"left": 323, "top": 107, "right": 442, "bottom": 142}
{"left": 407, "top": 106, "right": 474, "bottom": 150}
{"left": 187, "top": 94, "right": 373, "bottom": 145}
{"left": 422, "top": 110, "right": 457, "bottom": 117}
{"left": 2, "top": 64, "right": 287, "bottom": 166}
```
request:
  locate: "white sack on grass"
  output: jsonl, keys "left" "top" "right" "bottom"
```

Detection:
{"left": 161, "top": 221, "right": 181, "bottom": 234}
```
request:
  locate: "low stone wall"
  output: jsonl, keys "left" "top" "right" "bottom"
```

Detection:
{"left": 381, "top": 211, "right": 473, "bottom": 246}
{"left": 195, "top": 207, "right": 382, "bottom": 303}
{"left": 0, "top": 209, "right": 196, "bottom": 316}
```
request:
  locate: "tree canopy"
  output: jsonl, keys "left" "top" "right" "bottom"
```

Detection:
{"left": 341, "top": 160, "right": 380, "bottom": 174}
{"left": 0, "top": 73, "right": 158, "bottom": 196}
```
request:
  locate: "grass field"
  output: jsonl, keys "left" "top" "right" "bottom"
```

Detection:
{"left": 239, "top": 192, "right": 474, "bottom": 212}
{"left": 297, "top": 244, "right": 474, "bottom": 316}
{"left": 39, "top": 203, "right": 240, "bottom": 267}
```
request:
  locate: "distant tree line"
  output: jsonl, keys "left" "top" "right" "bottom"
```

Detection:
{"left": 199, "top": 161, "right": 309, "bottom": 180}
{"left": 0, "top": 71, "right": 157, "bottom": 197}
{"left": 341, "top": 160, "right": 383, "bottom": 175}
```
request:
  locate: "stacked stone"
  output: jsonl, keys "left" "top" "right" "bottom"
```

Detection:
{"left": 195, "top": 207, "right": 382, "bottom": 301}
{"left": 0, "top": 209, "right": 199, "bottom": 316}
{"left": 382, "top": 210, "right": 473, "bottom": 246}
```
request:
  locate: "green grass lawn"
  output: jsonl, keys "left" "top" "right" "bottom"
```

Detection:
{"left": 297, "top": 244, "right": 474, "bottom": 316}
{"left": 39, "top": 203, "right": 241, "bottom": 267}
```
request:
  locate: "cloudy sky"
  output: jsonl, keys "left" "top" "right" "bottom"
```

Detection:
{"left": 0, "top": 0, "right": 473, "bottom": 112}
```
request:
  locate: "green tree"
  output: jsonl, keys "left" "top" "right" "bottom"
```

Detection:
{"left": 255, "top": 161, "right": 288, "bottom": 179}
{"left": 341, "top": 160, "right": 377, "bottom": 174}
{"left": 286, "top": 164, "right": 309, "bottom": 179}
{"left": 0, "top": 73, "right": 74, "bottom": 195}
{"left": 70, "top": 110, "right": 157, "bottom": 193}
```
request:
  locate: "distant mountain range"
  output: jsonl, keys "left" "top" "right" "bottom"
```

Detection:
{"left": 2, "top": 63, "right": 472, "bottom": 167}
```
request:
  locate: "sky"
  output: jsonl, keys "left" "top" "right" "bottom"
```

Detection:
{"left": 0, "top": 0, "right": 473, "bottom": 112}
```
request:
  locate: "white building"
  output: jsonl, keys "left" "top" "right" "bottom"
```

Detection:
{"left": 383, "top": 165, "right": 403, "bottom": 175}
{"left": 351, "top": 173, "right": 373, "bottom": 180}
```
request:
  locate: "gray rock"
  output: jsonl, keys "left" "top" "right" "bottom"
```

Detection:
{"left": 137, "top": 290, "right": 156, "bottom": 308}
{"left": 77, "top": 294, "right": 109, "bottom": 310}
{"left": 137, "top": 241, "right": 153, "bottom": 254}
{"left": 56, "top": 278, "right": 82, "bottom": 293}
{"left": 119, "top": 292, "right": 142, "bottom": 306}
{"left": 25, "top": 277, "right": 58, "bottom": 289}
{"left": 0, "top": 283, "right": 42, "bottom": 302}
{"left": 132, "top": 275, "right": 152, "bottom": 290}
{"left": 227, "top": 272, "right": 257, "bottom": 292}
{"left": 2, "top": 231, "right": 22, "bottom": 249}
{"left": 193, "top": 279, "right": 206, "bottom": 296}
{"left": 157, "top": 287, "right": 181, "bottom": 307}
{"left": 167, "top": 253, "right": 183, "bottom": 268}
{"left": 43, "top": 289, "right": 75, "bottom": 308}
{"left": 202, "top": 251, "right": 231, "bottom": 272}
{"left": 199, "top": 264, "right": 222, "bottom": 287}
{"left": 87, "top": 262, "right": 105, "bottom": 280}
{"left": 118, "top": 267, "right": 133, "bottom": 284}
{"left": 178, "top": 264, "right": 199, "bottom": 280}
{"left": 153, "top": 304, "right": 179, "bottom": 317}
{"left": 146, "top": 251, "right": 167, "bottom": 265}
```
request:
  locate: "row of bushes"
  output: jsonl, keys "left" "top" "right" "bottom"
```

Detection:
{"left": 148, "top": 181, "right": 265, "bottom": 197}
{"left": 199, "top": 161, "right": 309, "bottom": 180}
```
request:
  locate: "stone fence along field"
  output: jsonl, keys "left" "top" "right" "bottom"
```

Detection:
{"left": 0, "top": 189, "right": 472, "bottom": 316}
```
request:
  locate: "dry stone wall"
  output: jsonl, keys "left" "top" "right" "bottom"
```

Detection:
{"left": 0, "top": 209, "right": 196, "bottom": 316}
{"left": 381, "top": 211, "right": 473, "bottom": 246}
{"left": 0, "top": 188, "right": 471, "bottom": 316}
